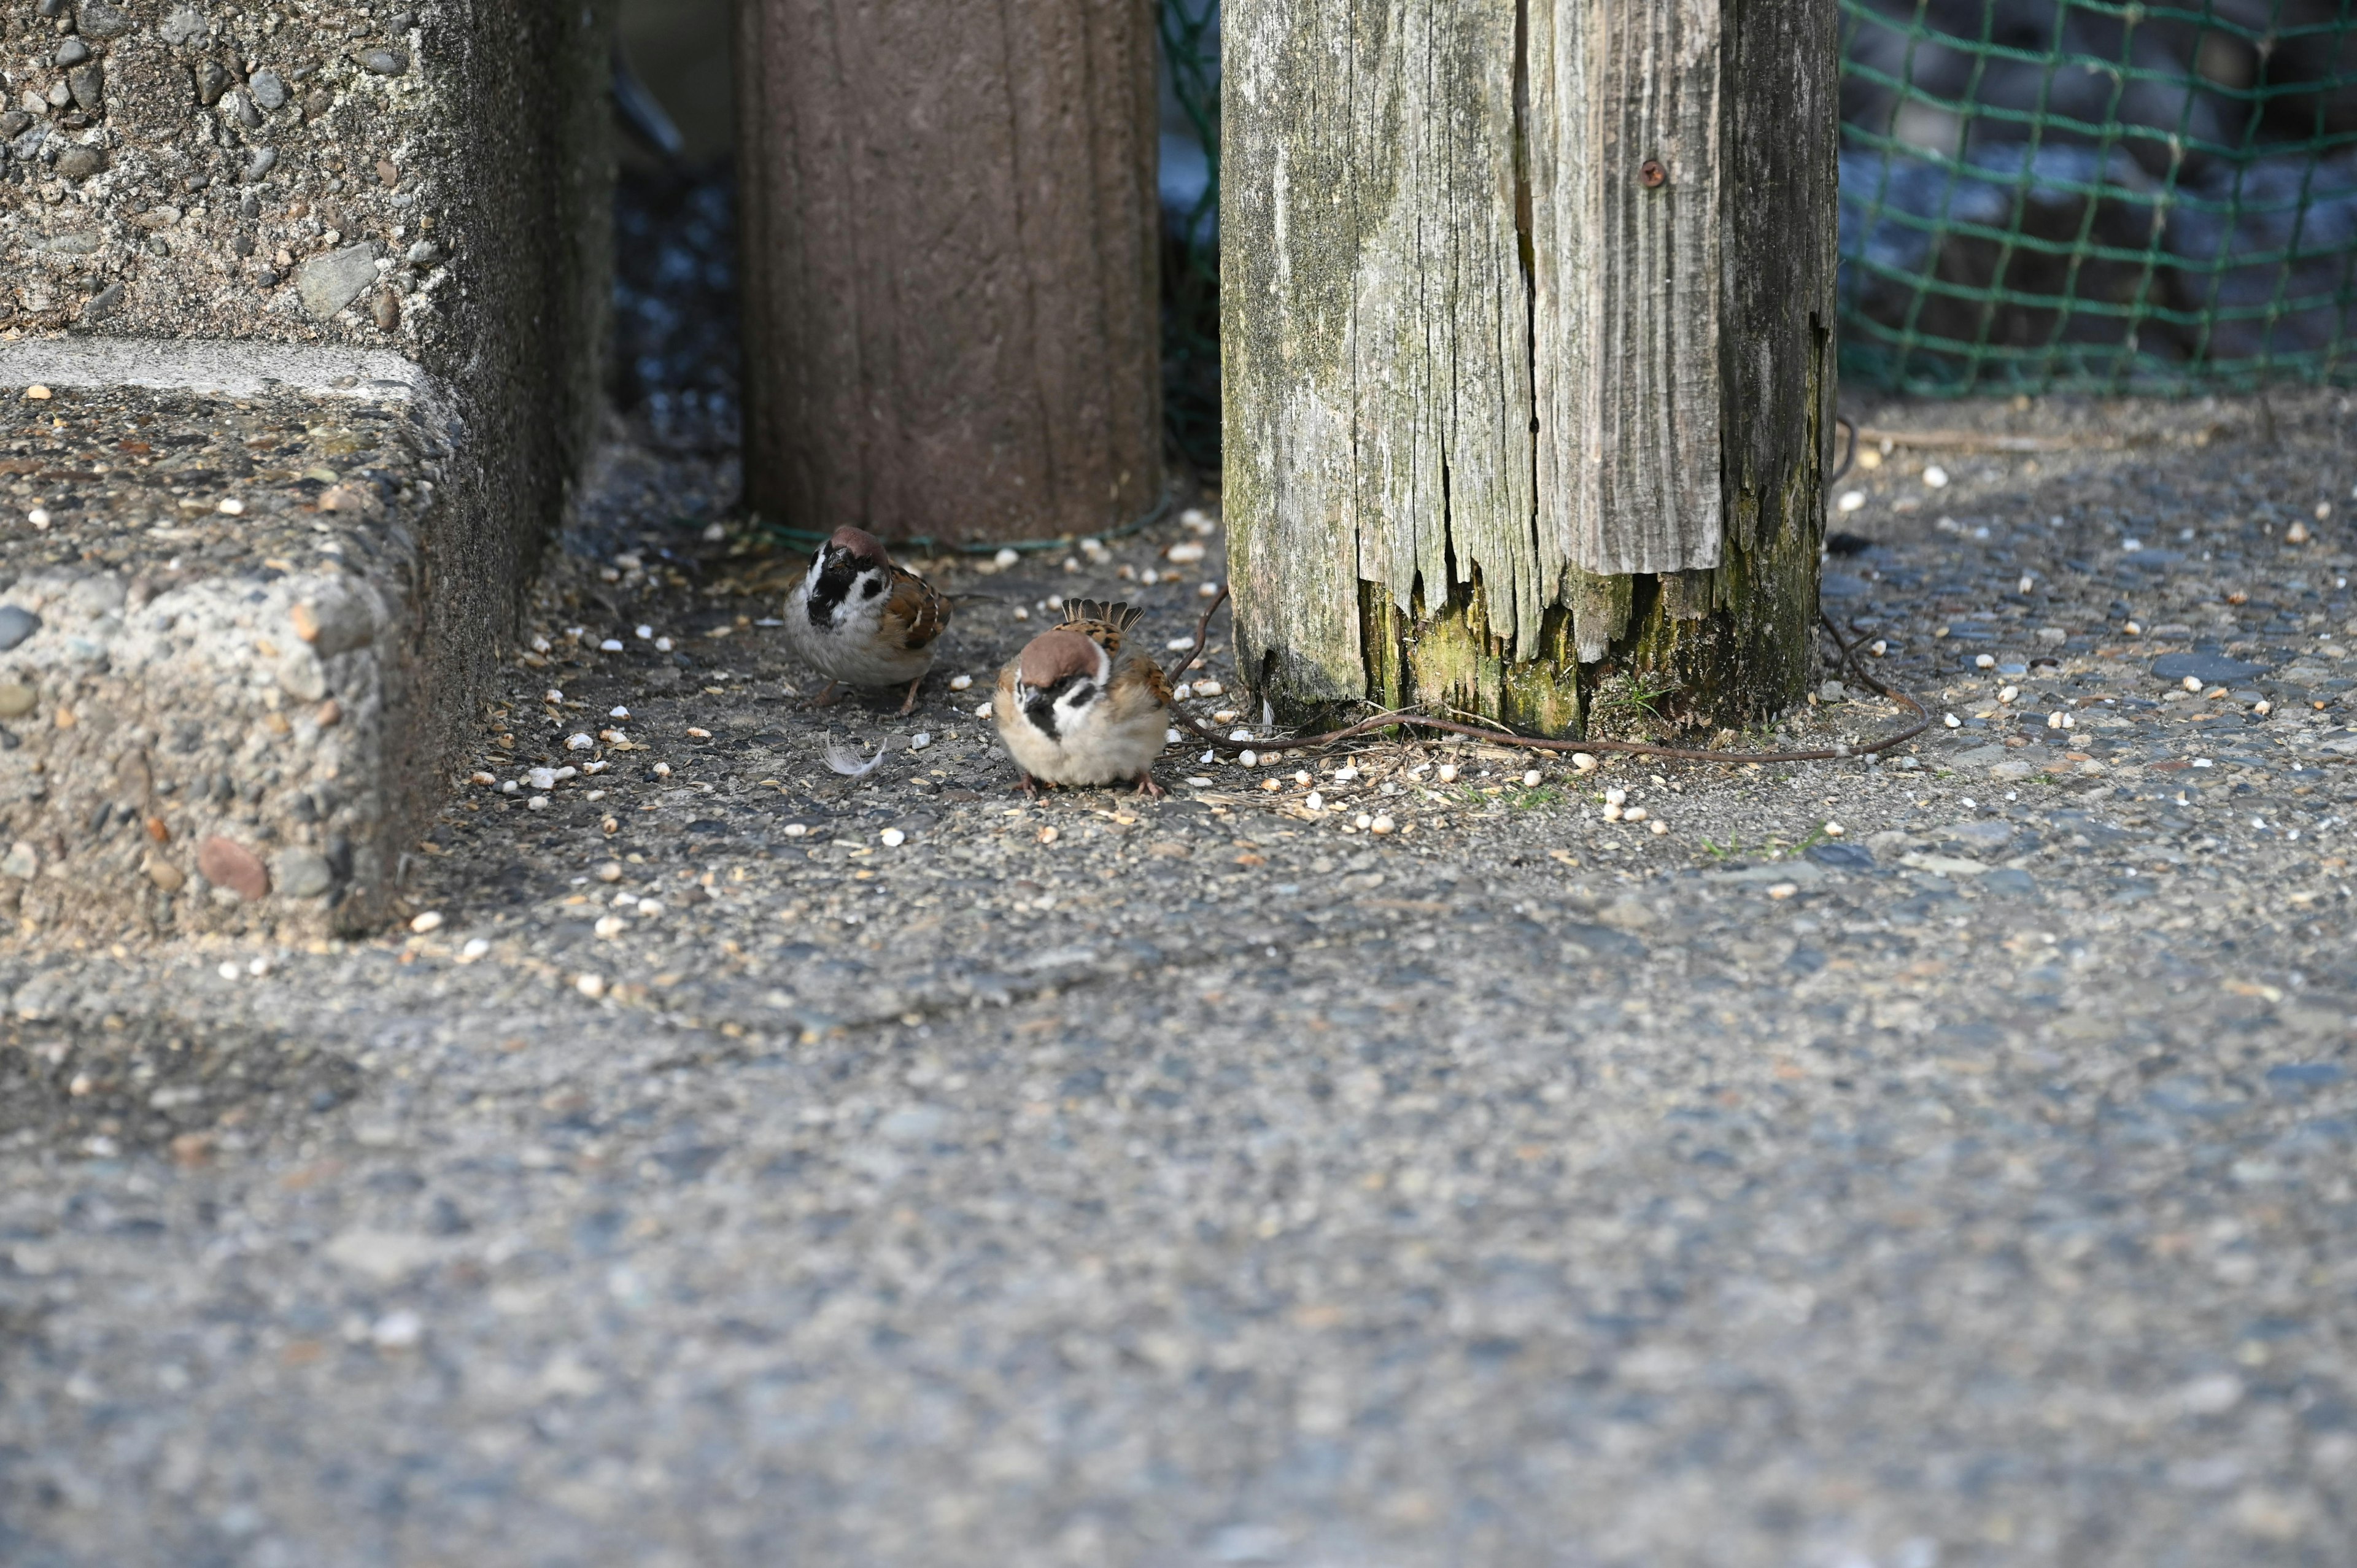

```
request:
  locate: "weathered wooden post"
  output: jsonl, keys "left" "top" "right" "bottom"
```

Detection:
{"left": 1223, "top": 2, "right": 1838, "bottom": 736}
{"left": 737, "top": 0, "right": 1163, "bottom": 544}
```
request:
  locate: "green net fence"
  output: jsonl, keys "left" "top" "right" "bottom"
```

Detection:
{"left": 1840, "top": 0, "right": 2357, "bottom": 395}
{"left": 1154, "top": 0, "right": 2357, "bottom": 438}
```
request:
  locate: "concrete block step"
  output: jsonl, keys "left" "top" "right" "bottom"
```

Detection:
{"left": 1, "top": 340, "right": 470, "bottom": 940}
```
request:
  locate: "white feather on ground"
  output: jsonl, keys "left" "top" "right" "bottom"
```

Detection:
{"left": 826, "top": 743, "right": 887, "bottom": 778}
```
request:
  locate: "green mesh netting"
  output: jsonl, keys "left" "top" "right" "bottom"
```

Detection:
{"left": 1840, "top": 0, "right": 2357, "bottom": 394}
{"left": 1156, "top": 1, "right": 2357, "bottom": 422}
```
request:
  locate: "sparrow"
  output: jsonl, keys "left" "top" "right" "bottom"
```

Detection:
{"left": 993, "top": 600, "right": 1173, "bottom": 795}
{"left": 783, "top": 525, "right": 951, "bottom": 714}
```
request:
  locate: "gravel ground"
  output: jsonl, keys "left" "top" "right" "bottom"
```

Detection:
{"left": 2, "top": 392, "right": 2355, "bottom": 1567}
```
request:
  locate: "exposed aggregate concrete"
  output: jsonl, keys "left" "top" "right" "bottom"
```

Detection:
{"left": 0, "top": 393, "right": 2353, "bottom": 1566}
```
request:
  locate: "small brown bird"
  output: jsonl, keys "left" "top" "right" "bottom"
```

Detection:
{"left": 993, "top": 600, "right": 1173, "bottom": 795}
{"left": 783, "top": 526, "right": 951, "bottom": 714}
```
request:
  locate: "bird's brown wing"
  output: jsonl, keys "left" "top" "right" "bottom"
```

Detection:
{"left": 882, "top": 567, "right": 951, "bottom": 652}
{"left": 1104, "top": 651, "right": 1172, "bottom": 721}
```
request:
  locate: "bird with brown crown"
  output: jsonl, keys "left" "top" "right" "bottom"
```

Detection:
{"left": 991, "top": 600, "right": 1172, "bottom": 795}
{"left": 782, "top": 526, "right": 951, "bottom": 714}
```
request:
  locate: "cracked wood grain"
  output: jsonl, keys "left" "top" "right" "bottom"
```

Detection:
{"left": 1225, "top": 0, "right": 1836, "bottom": 730}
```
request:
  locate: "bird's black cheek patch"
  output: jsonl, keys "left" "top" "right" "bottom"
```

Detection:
{"left": 861, "top": 577, "right": 884, "bottom": 600}
{"left": 1024, "top": 695, "right": 1061, "bottom": 741}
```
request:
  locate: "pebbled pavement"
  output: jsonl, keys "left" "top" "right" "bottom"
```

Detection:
{"left": 1, "top": 396, "right": 2353, "bottom": 1567}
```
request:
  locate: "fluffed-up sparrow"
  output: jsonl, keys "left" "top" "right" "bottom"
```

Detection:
{"left": 993, "top": 599, "right": 1172, "bottom": 795}
{"left": 782, "top": 526, "right": 952, "bottom": 714}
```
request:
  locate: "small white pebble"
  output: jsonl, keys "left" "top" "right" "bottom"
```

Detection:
{"left": 652, "top": 762, "right": 671, "bottom": 778}
{"left": 528, "top": 767, "right": 558, "bottom": 790}
{"left": 1012, "top": 606, "right": 1031, "bottom": 621}
{"left": 637, "top": 900, "right": 664, "bottom": 919}
{"left": 501, "top": 779, "right": 520, "bottom": 795}
{"left": 1334, "top": 765, "right": 1360, "bottom": 782}
{"left": 1999, "top": 686, "right": 2019, "bottom": 703}
{"left": 247, "top": 957, "right": 271, "bottom": 978}
{"left": 2183, "top": 675, "right": 2203, "bottom": 692}
{"left": 1166, "top": 636, "right": 1196, "bottom": 652}
{"left": 1837, "top": 490, "right": 1867, "bottom": 513}
{"left": 2019, "top": 574, "right": 2035, "bottom": 593}
{"left": 1353, "top": 813, "right": 1374, "bottom": 830}
{"left": 1199, "top": 581, "right": 1223, "bottom": 598}
{"left": 1166, "top": 727, "right": 1183, "bottom": 743}
{"left": 1623, "top": 806, "right": 1647, "bottom": 823}
{"left": 1193, "top": 679, "right": 1224, "bottom": 697}
{"left": 584, "top": 790, "right": 604, "bottom": 802}
{"left": 654, "top": 636, "right": 673, "bottom": 652}
{"left": 1140, "top": 569, "right": 1160, "bottom": 585}
{"left": 1437, "top": 763, "right": 1459, "bottom": 784}
{"left": 459, "top": 937, "right": 489, "bottom": 961}
{"left": 1371, "top": 814, "right": 1395, "bottom": 835}
{"left": 595, "top": 862, "right": 623, "bottom": 881}
{"left": 544, "top": 689, "right": 563, "bottom": 703}
{"left": 1038, "top": 825, "right": 1059, "bottom": 845}
{"left": 910, "top": 732, "right": 932, "bottom": 750}
{"left": 2253, "top": 699, "right": 2272, "bottom": 715}
{"left": 1305, "top": 791, "right": 1325, "bottom": 812}
{"left": 575, "top": 973, "right": 606, "bottom": 998}
{"left": 1767, "top": 882, "right": 1798, "bottom": 900}
{"left": 1975, "top": 654, "right": 1996, "bottom": 670}
{"left": 1167, "top": 541, "right": 1207, "bottom": 564}
{"left": 609, "top": 706, "right": 629, "bottom": 719}
{"left": 1944, "top": 713, "right": 1961, "bottom": 728}
{"left": 469, "top": 771, "right": 497, "bottom": 786}
{"left": 880, "top": 828, "right": 907, "bottom": 847}
{"left": 1522, "top": 769, "right": 1542, "bottom": 787}
{"left": 526, "top": 795, "right": 549, "bottom": 811}
{"left": 993, "top": 547, "right": 1020, "bottom": 570}
{"left": 600, "top": 638, "right": 624, "bottom": 652}
{"left": 1604, "top": 787, "right": 1628, "bottom": 805}
{"left": 1571, "top": 754, "right": 1597, "bottom": 773}
{"left": 1649, "top": 820, "right": 1668, "bottom": 836}
{"left": 1869, "top": 639, "right": 1888, "bottom": 657}
{"left": 1825, "top": 822, "right": 1845, "bottom": 836}
{"left": 1171, "top": 683, "right": 1193, "bottom": 700}
{"left": 27, "top": 508, "right": 51, "bottom": 529}
{"left": 1238, "top": 749, "right": 1259, "bottom": 767}
{"left": 1922, "top": 465, "right": 1949, "bottom": 489}
{"left": 1293, "top": 770, "right": 1312, "bottom": 786}
{"left": 410, "top": 911, "right": 444, "bottom": 934}
{"left": 2124, "top": 620, "right": 2142, "bottom": 635}
{"left": 370, "top": 1311, "right": 423, "bottom": 1350}
{"left": 1260, "top": 778, "right": 1282, "bottom": 793}
{"left": 218, "top": 961, "right": 240, "bottom": 981}
{"left": 2046, "top": 711, "right": 2064, "bottom": 729}
{"left": 1601, "top": 803, "right": 1624, "bottom": 822}
{"left": 595, "top": 914, "right": 627, "bottom": 939}
{"left": 217, "top": 497, "right": 246, "bottom": 516}
{"left": 781, "top": 823, "right": 808, "bottom": 838}
{"left": 582, "top": 759, "right": 608, "bottom": 775}
{"left": 1185, "top": 776, "right": 1214, "bottom": 787}
{"left": 949, "top": 674, "right": 974, "bottom": 691}
{"left": 976, "top": 701, "right": 993, "bottom": 719}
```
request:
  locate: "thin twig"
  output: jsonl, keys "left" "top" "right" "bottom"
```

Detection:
{"left": 1162, "top": 589, "right": 1932, "bottom": 768}
{"left": 1164, "top": 582, "right": 1227, "bottom": 685}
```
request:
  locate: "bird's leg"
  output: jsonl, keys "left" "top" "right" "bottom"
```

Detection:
{"left": 897, "top": 676, "right": 923, "bottom": 716}
{"left": 1015, "top": 773, "right": 1042, "bottom": 798}
{"left": 1133, "top": 771, "right": 1166, "bottom": 799}
{"left": 807, "top": 681, "right": 842, "bottom": 708}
